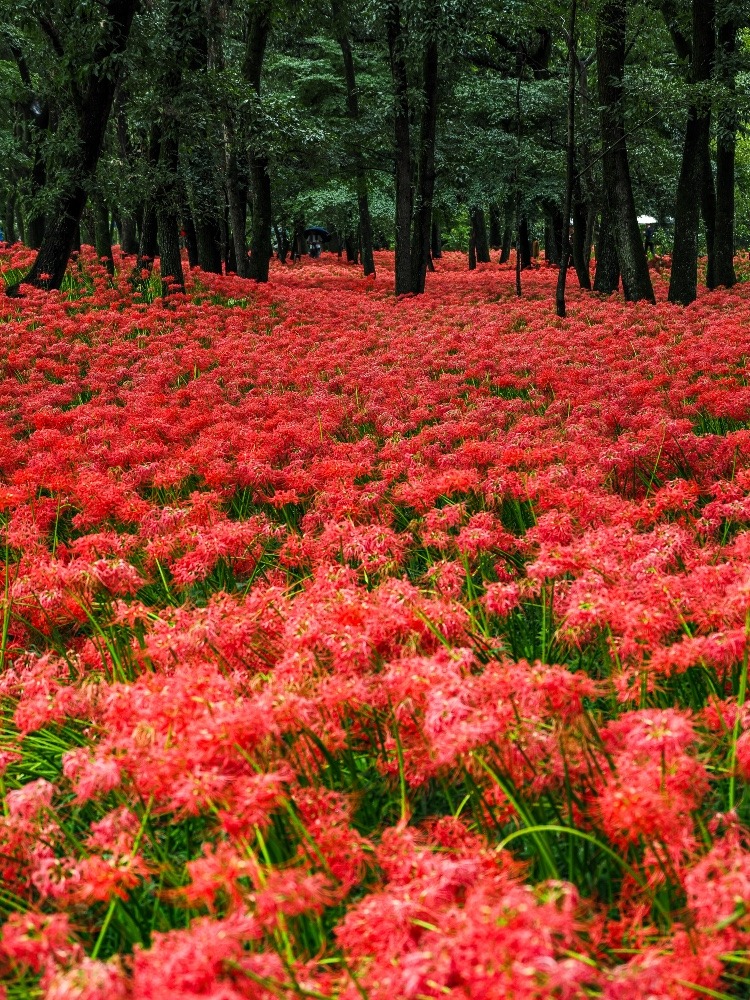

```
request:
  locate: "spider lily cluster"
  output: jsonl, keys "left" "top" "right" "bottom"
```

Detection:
{"left": 0, "top": 246, "right": 749, "bottom": 998}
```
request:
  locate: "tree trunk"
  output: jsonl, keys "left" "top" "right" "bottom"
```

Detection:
{"left": 572, "top": 177, "right": 591, "bottom": 289}
{"left": 345, "top": 233, "right": 359, "bottom": 263}
{"left": 594, "top": 203, "right": 620, "bottom": 292}
{"left": 92, "top": 194, "right": 114, "bottom": 273}
{"left": 334, "top": 0, "right": 375, "bottom": 277}
{"left": 556, "top": 0, "right": 578, "bottom": 318}
{"left": 500, "top": 199, "right": 513, "bottom": 263}
{"left": 225, "top": 144, "right": 249, "bottom": 277}
{"left": 489, "top": 202, "right": 502, "bottom": 249}
{"left": 156, "top": 129, "right": 184, "bottom": 293}
{"left": 471, "top": 206, "right": 490, "bottom": 262}
{"left": 596, "top": 0, "right": 655, "bottom": 303}
{"left": 18, "top": 0, "right": 139, "bottom": 290}
{"left": 669, "top": 0, "right": 715, "bottom": 305}
{"left": 387, "top": 0, "right": 413, "bottom": 295}
{"left": 518, "top": 216, "right": 532, "bottom": 269}
{"left": 121, "top": 216, "right": 139, "bottom": 255}
{"left": 114, "top": 89, "right": 139, "bottom": 255}
{"left": 468, "top": 230, "right": 477, "bottom": 270}
{"left": 138, "top": 206, "right": 158, "bottom": 273}
{"left": 243, "top": 0, "right": 274, "bottom": 283}
{"left": 431, "top": 218, "right": 442, "bottom": 258}
{"left": 183, "top": 211, "right": 199, "bottom": 268}
{"left": 409, "top": 29, "right": 438, "bottom": 294}
{"left": 713, "top": 14, "right": 736, "bottom": 288}
{"left": 3, "top": 196, "right": 17, "bottom": 244}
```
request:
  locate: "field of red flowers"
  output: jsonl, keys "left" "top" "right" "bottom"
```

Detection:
{"left": 1, "top": 244, "right": 750, "bottom": 998}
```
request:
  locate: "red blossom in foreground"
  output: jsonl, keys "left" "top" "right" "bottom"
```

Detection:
{"left": 0, "top": 247, "right": 750, "bottom": 995}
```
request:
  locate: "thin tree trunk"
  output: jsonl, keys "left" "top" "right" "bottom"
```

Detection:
{"left": 183, "top": 211, "right": 199, "bottom": 268}
{"left": 500, "top": 198, "right": 513, "bottom": 263}
{"left": 333, "top": 0, "right": 375, "bottom": 276}
{"left": 431, "top": 219, "right": 442, "bottom": 258}
{"left": 92, "top": 193, "right": 114, "bottom": 273}
{"left": 572, "top": 176, "right": 591, "bottom": 289}
{"left": 386, "top": 0, "right": 413, "bottom": 295}
{"left": 518, "top": 216, "right": 532, "bottom": 269}
{"left": 596, "top": 0, "right": 655, "bottom": 303}
{"left": 669, "top": 0, "right": 715, "bottom": 304}
{"left": 3, "top": 196, "right": 17, "bottom": 244}
{"left": 17, "top": 0, "right": 139, "bottom": 290}
{"left": 557, "top": 0, "right": 577, "bottom": 318}
{"left": 409, "top": 28, "right": 438, "bottom": 294}
{"left": 244, "top": 0, "right": 274, "bottom": 283}
{"left": 114, "top": 88, "right": 139, "bottom": 255}
{"left": 713, "top": 14, "right": 736, "bottom": 288}
{"left": 489, "top": 203, "right": 502, "bottom": 249}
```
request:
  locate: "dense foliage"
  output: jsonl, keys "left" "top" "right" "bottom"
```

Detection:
{"left": 1, "top": 246, "right": 750, "bottom": 995}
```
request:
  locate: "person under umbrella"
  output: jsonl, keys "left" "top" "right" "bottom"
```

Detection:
{"left": 304, "top": 227, "right": 330, "bottom": 259}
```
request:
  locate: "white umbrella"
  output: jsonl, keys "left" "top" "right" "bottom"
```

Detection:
{"left": 637, "top": 215, "right": 657, "bottom": 225}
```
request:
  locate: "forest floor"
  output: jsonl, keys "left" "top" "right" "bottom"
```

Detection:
{"left": 0, "top": 247, "right": 750, "bottom": 998}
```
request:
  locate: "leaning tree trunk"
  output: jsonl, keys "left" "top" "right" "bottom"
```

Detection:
{"left": 387, "top": 0, "right": 413, "bottom": 295}
{"left": 244, "top": 0, "right": 274, "bottom": 283}
{"left": 18, "top": 0, "right": 139, "bottom": 290}
{"left": 713, "top": 13, "right": 736, "bottom": 288}
{"left": 669, "top": 0, "right": 715, "bottom": 305}
{"left": 596, "top": 0, "right": 654, "bottom": 303}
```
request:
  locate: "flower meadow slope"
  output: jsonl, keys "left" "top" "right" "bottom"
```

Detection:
{"left": 1, "top": 247, "right": 750, "bottom": 998}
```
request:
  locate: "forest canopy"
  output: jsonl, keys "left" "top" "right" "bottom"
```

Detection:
{"left": 0, "top": 0, "right": 749, "bottom": 305}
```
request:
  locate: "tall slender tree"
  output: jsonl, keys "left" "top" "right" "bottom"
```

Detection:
{"left": 595, "top": 0, "right": 654, "bottom": 303}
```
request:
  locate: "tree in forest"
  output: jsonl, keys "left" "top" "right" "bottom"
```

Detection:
{"left": 595, "top": 0, "right": 654, "bottom": 303}
{"left": 10, "top": 0, "right": 140, "bottom": 291}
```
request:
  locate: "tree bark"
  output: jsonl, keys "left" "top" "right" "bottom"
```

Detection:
{"left": 518, "top": 216, "right": 532, "bottom": 269}
{"left": 557, "top": 0, "right": 578, "bottom": 318}
{"left": 183, "top": 211, "right": 199, "bottom": 268}
{"left": 596, "top": 0, "right": 655, "bottom": 303}
{"left": 333, "top": 0, "right": 375, "bottom": 277}
{"left": 713, "top": 13, "right": 736, "bottom": 288}
{"left": 572, "top": 176, "right": 592, "bottom": 289}
{"left": 156, "top": 128, "right": 185, "bottom": 293}
{"left": 18, "top": 0, "right": 139, "bottom": 290}
{"left": 92, "top": 193, "right": 114, "bottom": 273}
{"left": 489, "top": 203, "right": 502, "bottom": 249}
{"left": 244, "top": 0, "right": 274, "bottom": 283}
{"left": 408, "top": 28, "right": 438, "bottom": 294}
{"left": 594, "top": 203, "right": 620, "bottom": 293}
{"left": 431, "top": 219, "right": 442, "bottom": 258}
{"left": 669, "top": 0, "right": 715, "bottom": 304}
{"left": 500, "top": 198, "right": 513, "bottom": 263}
{"left": 471, "top": 206, "right": 490, "bottom": 263}
{"left": 386, "top": 0, "right": 413, "bottom": 295}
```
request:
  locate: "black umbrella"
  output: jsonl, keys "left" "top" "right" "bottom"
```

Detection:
{"left": 304, "top": 227, "right": 331, "bottom": 241}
